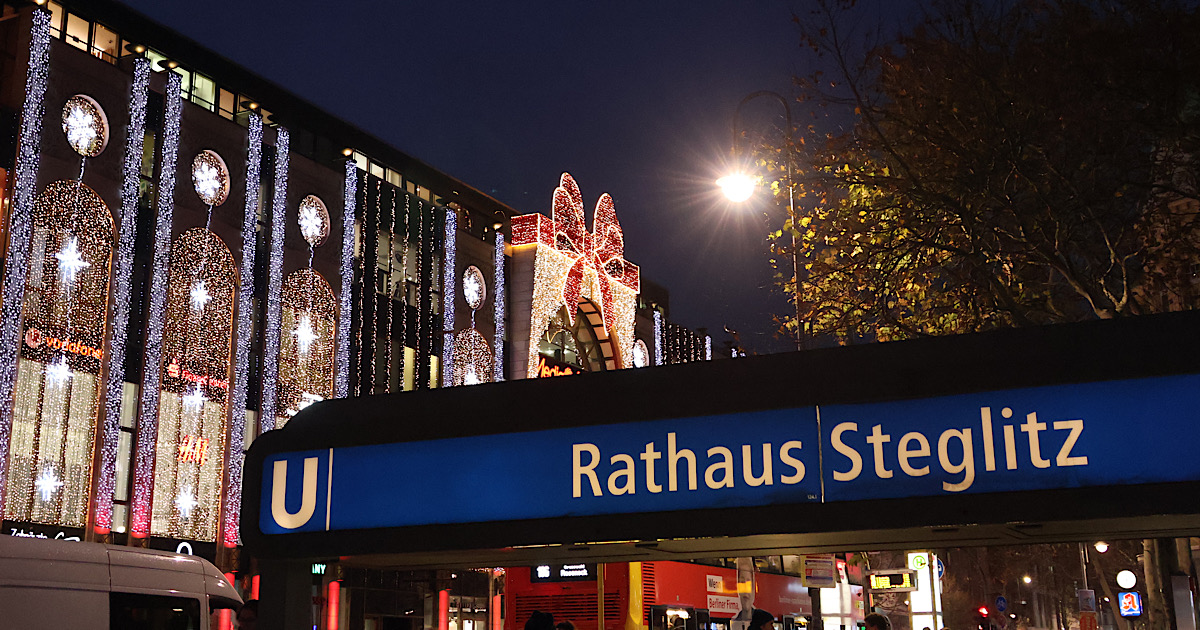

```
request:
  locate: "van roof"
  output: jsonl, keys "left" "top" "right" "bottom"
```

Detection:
{"left": 0, "top": 535, "right": 242, "bottom": 604}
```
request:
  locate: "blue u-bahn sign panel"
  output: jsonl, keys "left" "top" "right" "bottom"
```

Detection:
{"left": 261, "top": 374, "right": 1200, "bottom": 535}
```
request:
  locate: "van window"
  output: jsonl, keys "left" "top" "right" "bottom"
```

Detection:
{"left": 110, "top": 592, "right": 201, "bottom": 630}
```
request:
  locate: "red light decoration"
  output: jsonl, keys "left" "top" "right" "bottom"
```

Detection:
{"left": 328, "top": 581, "right": 341, "bottom": 630}
{"left": 177, "top": 435, "right": 210, "bottom": 465}
{"left": 978, "top": 607, "right": 989, "bottom": 617}
{"left": 511, "top": 173, "right": 639, "bottom": 333}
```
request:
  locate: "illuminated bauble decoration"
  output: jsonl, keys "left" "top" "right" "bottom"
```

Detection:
{"left": 35, "top": 467, "right": 64, "bottom": 502}
{"left": 44, "top": 355, "right": 73, "bottom": 387}
{"left": 463, "top": 265, "right": 486, "bottom": 311}
{"left": 451, "top": 328, "right": 493, "bottom": 386}
{"left": 61, "top": 94, "right": 108, "bottom": 157}
{"left": 54, "top": 235, "right": 91, "bottom": 286}
{"left": 632, "top": 339, "right": 649, "bottom": 368}
{"left": 189, "top": 280, "right": 211, "bottom": 311}
{"left": 294, "top": 313, "right": 317, "bottom": 355}
{"left": 175, "top": 486, "right": 198, "bottom": 520}
{"left": 297, "top": 195, "right": 330, "bottom": 247}
{"left": 717, "top": 173, "right": 756, "bottom": 202}
{"left": 191, "top": 150, "right": 230, "bottom": 206}
{"left": 181, "top": 383, "right": 205, "bottom": 415}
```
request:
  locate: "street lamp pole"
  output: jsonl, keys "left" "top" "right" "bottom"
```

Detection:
{"left": 720, "top": 90, "right": 805, "bottom": 351}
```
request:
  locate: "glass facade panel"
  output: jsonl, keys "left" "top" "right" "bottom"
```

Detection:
{"left": 92, "top": 23, "right": 118, "bottom": 63}
{"left": 148, "top": 228, "right": 236, "bottom": 542}
{"left": 4, "top": 181, "right": 115, "bottom": 528}
{"left": 275, "top": 269, "right": 336, "bottom": 429}
{"left": 46, "top": 2, "right": 64, "bottom": 36}
{"left": 191, "top": 73, "right": 217, "bottom": 112}
{"left": 218, "top": 89, "right": 236, "bottom": 120}
{"left": 64, "top": 13, "right": 88, "bottom": 51}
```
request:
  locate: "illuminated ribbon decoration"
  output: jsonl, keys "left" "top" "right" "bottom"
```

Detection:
{"left": 552, "top": 173, "right": 628, "bottom": 335}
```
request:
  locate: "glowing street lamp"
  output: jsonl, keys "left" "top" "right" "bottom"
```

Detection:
{"left": 716, "top": 173, "right": 756, "bottom": 203}
{"left": 718, "top": 90, "right": 805, "bottom": 350}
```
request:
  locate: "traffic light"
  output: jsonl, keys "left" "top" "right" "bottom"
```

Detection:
{"left": 974, "top": 606, "right": 989, "bottom": 630}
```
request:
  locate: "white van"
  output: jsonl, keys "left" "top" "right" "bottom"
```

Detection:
{"left": 0, "top": 534, "right": 243, "bottom": 629}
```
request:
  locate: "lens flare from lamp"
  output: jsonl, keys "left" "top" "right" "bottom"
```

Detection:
{"left": 717, "top": 173, "right": 756, "bottom": 202}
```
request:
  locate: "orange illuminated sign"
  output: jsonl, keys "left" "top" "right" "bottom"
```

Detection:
{"left": 23, "top": 326, "right": 102, "bottom": 360}
{"left": 537, "top": 355, "right": 581, "bottom": 378}
{"left": 178, "top": 435, "right": 210, "bottom": 465}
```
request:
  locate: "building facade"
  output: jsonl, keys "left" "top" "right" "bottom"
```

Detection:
{"left": 0, "top": 1, "right": 715, "bottom": 627}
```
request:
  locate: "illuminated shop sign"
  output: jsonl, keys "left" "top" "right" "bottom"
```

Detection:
{"left": 166, "top": 358, "right": 229, "bottom": 390}
{"left": 536, "top": 355, "right": 582, "bottom": 378}
{"left": 2, "top": 520, "right": 83, "bottom": 542}
{"left": 23, "top": 325, "right": 103, "bottom": 360}
{"left": 146, "top": 537, "right": 217, "bottom": 563}
{"left": 530, "top": 563, "right": 596, "bottom": 582}
{"left": 868, "top": 570, "right": 917, "bottom": 593}
{"left": 259, "top": 374, "right": 1200, "bottom": 534}
{"left": 177, "top": 435, "right": 211, "bottom": 465}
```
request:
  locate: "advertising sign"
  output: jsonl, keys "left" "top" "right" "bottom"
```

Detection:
{"left": 801, "top": 554, "right": 838, "bottom": 588}
{"left": 260, "top": 374, "right": 1200, "bottom": 535}
{"left": 530, "top": 563, "right": 595, "bottom": 583}
{"left": 868, "top": 570, "right": 918, "bottom": 593}
{"left": 1119, "top": 592, "right": 1142, "bottom": 617}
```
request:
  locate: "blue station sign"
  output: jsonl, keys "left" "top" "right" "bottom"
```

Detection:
{"left": 260, "top": 374, "right": 1200, "bottom": 535}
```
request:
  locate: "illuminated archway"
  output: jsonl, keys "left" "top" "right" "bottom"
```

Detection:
{"left": 4, "top": 180, "right": 114, "bottom": 527}
{"left": 536, "top": 298, "right": 618, "bottom": 373}
{"left": 276, "top": 268, "right": 336, "bottom": 428}
{"left": 150, "top": 227, "right": 236, "bottom": 541}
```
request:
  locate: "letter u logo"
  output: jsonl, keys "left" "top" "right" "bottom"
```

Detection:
{"left": 271, "top": 457, "right": 319, "bottom": 530}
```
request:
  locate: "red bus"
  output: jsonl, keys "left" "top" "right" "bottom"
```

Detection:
{"left": 506, "top": 561, "right": 822, "bottom": 630}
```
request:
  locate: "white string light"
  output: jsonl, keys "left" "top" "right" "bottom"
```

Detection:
{"left": 224, "top": 111, "right": 261, "bottom": 548}
{"left": 398, "top": 193, "right": 411, "bottom": 388}
{"left": 384, "top": 191, "right": 395, "bottom": 392}
{"left": 130, "top": 70, "right": 183, "bottom": 539}
{"left": 97, "top": 55, "right": 150, "bottom": 535}
{"left": 493, "top": 231, "right": 505, "bottom": 382}
{"left": 35, "top": 467, "right": 63, "bottom": 503}
{"left": 336, "top": 159, "right": 356, "bottom": 399}
{"left": 441, "top": 209, "right": 456, "bottom": 387}
{"left": 654, "top": 310, "right": 664, "bottom": 366}
{"left": 706, "top": 335, "right": 712, "bottom": 361}
{"left": 259, "top": 127, "right": 289, "bottom": 433}
{"left": 0, "top": 8, "right": 51, "bottom": 515}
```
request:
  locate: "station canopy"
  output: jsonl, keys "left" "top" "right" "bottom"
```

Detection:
{"left": 243, "top": 311, "right": 1200, "bottom": 569}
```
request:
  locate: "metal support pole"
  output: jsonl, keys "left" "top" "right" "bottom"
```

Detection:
{"left": 730, "top": 91, "right": 804, "bottom": 351}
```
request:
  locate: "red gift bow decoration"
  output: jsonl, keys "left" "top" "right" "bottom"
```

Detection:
{"left": 551, "top": 173, "right": 627, "bottom": 334}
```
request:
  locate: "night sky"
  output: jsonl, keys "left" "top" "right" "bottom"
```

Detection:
{"left": 117, "top": 0, "right": 818, "bottom": 355}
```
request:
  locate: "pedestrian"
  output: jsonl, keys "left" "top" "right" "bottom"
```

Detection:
{"left": 527, "top": 610, "right": 556, "bottom": 630}
{"left": 236, "top": 599, "right": 258, "bottom": 630}
{"left": 749, "top": 609, "right": 776, "bottom": 630}
{"left": 864, "top": 613, "right": 890, "bottom": 630}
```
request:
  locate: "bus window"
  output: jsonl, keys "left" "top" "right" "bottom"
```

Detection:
{"left": 110, "top": 592, "right": 201, "bottom": 629}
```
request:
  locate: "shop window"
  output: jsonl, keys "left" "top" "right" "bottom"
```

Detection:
{"left": 46, "top": 2, "right": 63, "bottom": 37}
{"left": 64, "top": 13, "right": 88, "bottom": 52}
{"left": 176, "top": 67, "right": 193, "bottom": 99}
{"left": 91, "top": 23, "right": 118, "bottom": 63}
{"left": 352, "top": 151, "right": 368, "bottom": 172}
{"left": 385, "top": 168, "right": 403, "bottom": 188}
{"left": 218, "top": 89, "right": 236, "bottom": 121}
{"left": 145, "top": 48, "right": 168, "bottom": 71}
{"left": 402, "top": 346, "right": 417, "bottom": 391}
{"left": 275, "top": 269, "right": 336, "bottom": 429}
{"left": 369, "top": 162, "right": 385, "bottom": 179}
{"left": 191, "top": 73, "right": 217, "bottom": 112}
{"left": 4, "top": 181, "right": 114, "bottom": 528}
{"left": 149, "top": 228, "right": 236, "bottom": 542}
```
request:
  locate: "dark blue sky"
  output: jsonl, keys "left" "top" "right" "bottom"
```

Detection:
{"left": 119, "top": 0, "right": 815, "bottom": 354}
